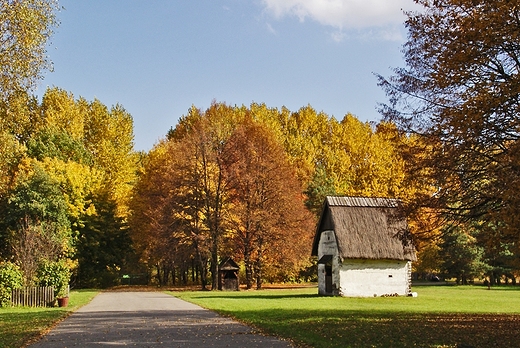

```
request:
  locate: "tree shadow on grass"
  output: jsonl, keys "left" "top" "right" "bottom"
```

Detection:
{"left": 228, "top": 308, "right": 520, "bottom": 348}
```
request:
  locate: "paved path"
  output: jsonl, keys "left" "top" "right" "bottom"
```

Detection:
{"left": 30, "top": 292, "right": 294, "bottom": 347}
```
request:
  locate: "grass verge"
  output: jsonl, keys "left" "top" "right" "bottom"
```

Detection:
{"left": 172, "top": 285, "right": 520, "bottom": 348}
{"left": 0, "top": 289, "right": 98, "bottom": 348}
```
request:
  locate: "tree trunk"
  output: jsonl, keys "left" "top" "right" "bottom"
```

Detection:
{"left": 210, "top": 231, "right": 218, "bottom": 290}
{"left": 255, "top": 242, "right": 263, "bottom": 290}
{"left": 199, "top": 257, "right": 208, "bottom": 290}
{"left": 156, "top": 264, "right": 163, "bottom": 285}
{"left": 255, "top": 263, "right": 262, "bottom": 290}
{"left": 191, "top": 258, "right": 196, "bottom": 282}
{"left": 163, "top": 265, "right": 169, "bottom": 285}
{"left": 244, "top": 229, "right": 253, "bottom": 289}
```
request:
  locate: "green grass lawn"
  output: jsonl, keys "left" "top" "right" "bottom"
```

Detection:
{"left": 0, "top": 289, "right": 98, "bottom": 348}
{"left": 172, "top": 285, "right": 520, "bottom": 348}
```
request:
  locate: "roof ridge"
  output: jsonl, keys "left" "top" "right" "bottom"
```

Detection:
{"left": 326, "top": 195, "right": 400, "bottom": 208}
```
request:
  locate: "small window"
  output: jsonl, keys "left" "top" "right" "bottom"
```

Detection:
{"left": 388, "top": 275, "right": 393, "bottom": 278}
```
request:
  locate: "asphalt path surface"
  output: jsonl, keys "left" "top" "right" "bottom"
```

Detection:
{"left": 30, "top": 292, "right": 294, "bottom": 347}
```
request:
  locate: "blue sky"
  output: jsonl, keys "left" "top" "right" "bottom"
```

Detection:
{"left": 38, "top": 0, "right": 418, "bottom": 151}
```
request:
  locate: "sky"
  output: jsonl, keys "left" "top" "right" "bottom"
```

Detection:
{"left": 38, "top": 0, "right": 419, "bottom": 152}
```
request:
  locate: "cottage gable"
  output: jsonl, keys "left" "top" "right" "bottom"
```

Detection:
{"left": 312, "top": 196, "right": 416, "bottom": 262}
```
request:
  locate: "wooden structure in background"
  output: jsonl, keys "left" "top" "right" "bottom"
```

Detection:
{"left": 218, "top": 257, "right": 240, "bottom": 291}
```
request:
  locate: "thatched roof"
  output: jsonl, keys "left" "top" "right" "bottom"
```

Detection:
{"left": 311, "top": 196, "right": 416, "bottom": 261}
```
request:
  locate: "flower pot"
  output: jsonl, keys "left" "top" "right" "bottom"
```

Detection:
{"left": 57, "top": 297, "right": 69, "bottom": 307}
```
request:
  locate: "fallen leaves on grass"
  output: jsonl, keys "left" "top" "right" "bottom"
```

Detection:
{"left": 296, "top": 313, "right": 520, "bottom": 348}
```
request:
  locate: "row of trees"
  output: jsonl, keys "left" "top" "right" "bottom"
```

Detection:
{"left": 129, "top": 102, "right": 418, "bottom": 289}
{"left": 3, "top": 87, "right": 517, "bottom": 290}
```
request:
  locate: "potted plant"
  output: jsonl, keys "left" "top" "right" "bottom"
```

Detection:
{"left": 36, "top": 259, "right": 71, "bottom": 307}
{"left": 56, "top": 294, "right": 69, "bottom": 307}
{"left": 56, "top": 280, "right": 70, "bottom": 307}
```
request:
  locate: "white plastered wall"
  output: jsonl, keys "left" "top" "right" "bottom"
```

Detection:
{"left": 338, "top": 259, "right": 411, "bottom": 297}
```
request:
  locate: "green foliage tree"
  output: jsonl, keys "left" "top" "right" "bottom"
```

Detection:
{"left": 413, "top": 240, "right": 442, "bottom": 280}
{"left": 304, "top": 165, "right": 337, "bottom": 218}
{"left": 476, "top": 222, "right": 517, "bottom": 285}
{"left": 439, "top": 224, "right": 489, "bottom": 284}
{"left": 4, "top": 162, "right": 72, "bottom": 283}
{"left": 76, "top": 195, "right": 133, "bottom": 288}
{"left": 0, "top": 261, "right": 23, "bottom": 307}
{"left": 27, "top": 128, "right": 93, "bottom": 165}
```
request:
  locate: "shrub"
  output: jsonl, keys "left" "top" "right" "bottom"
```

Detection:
{"left": 0, "top": 262, "right": 24, "bottom": 307}
{"left": 36, "top": 259, "right": 71, "bottom": 298}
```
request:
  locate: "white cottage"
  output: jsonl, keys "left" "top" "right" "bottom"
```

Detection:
{"left": 312, "top": 196, "right": 416, "bottom": 297}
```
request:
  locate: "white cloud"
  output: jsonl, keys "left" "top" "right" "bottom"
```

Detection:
{"left": 261, "top": 0, "right": 418, "bottom": 40}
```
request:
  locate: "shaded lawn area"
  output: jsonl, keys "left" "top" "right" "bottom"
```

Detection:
{"left": 0, "top": 290, "right": 98, "bottom": 348}
{"left": 172, "top": 285, "right": 520, "bottom": 348}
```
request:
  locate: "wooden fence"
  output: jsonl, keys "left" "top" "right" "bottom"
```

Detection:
{"left": 11, "top": 286, "right": 55, "bottom": 307}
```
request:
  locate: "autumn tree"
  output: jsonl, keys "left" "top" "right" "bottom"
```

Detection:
{"left": 130, "top": 140, "right": 212, "bottom": 288}
{"left": 0, "top": 0, "right": 59, "bottom": 101}
{"left": 0, "top": 0, "right": 55, "bottom": 201}
{"left": 173, "top": 104, "right": 238, "bottom": 290}
{"left": 129, "top": 142, "right": 174, "bottom": 285}
{"left": 133, "top": 104, "right": 239, "bottom": 288}
{"left": 378, "top": 0, "right": 520, "bottom": 275}
{"left": 0, "top": 131, "right": 25, "bottom": 209}
{"left": 223, "top": 121, "right": 314, "bottom": 289}
{"left": 276, "top": 105, "right": 332, "bottom": 184}
{"left": 254, "top": 105, "right": 412, "bottom": 215}
{"left": 83, "top": 99, "right": 138, "bottom": 217}
{"left": 37, "top": 90, "right": 139, "bottom": 282}
{"left": 0, "top": 0, "right": 139, "bottom": 290}
{"left": 40, "top": 88, "right": 88, "bottom": 141}
{"left": 0, "top": 92, "right": 40, "bottom": 225}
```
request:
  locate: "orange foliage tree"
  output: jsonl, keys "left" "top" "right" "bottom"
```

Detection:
{"left": 223, "top": 120, "right": 314, "bottom": 289}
